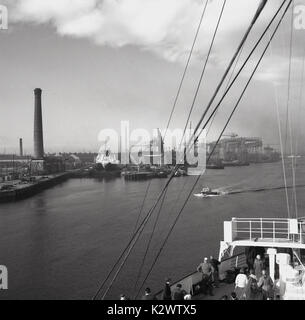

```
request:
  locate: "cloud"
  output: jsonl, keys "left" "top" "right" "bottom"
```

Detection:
{"left": 3, "top": 0, "right": 305, "bottom": 86}
{"left": 4, "top": 0, "right": 278, "bottom": 62}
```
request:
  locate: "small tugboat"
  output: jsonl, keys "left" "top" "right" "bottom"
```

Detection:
{"left": 194, "top": 187, "right": 222, "bottom": 198}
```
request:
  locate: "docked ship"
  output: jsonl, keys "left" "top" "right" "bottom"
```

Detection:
{"left": 95, "top": 149, "right": 120, "bottom": 171}
{"left": 91, "top": 149, "right": 122, "bottom": 177}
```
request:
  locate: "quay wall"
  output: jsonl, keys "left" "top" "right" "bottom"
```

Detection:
{"left": 0, "top": 172, "right": 72, "bottom": 203}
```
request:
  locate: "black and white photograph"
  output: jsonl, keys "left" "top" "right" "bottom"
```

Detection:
{"left": 1, "top": 0, "right": 305, "bottom": 307}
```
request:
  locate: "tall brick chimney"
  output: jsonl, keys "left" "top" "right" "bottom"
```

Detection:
{"left": 19, "top": 138, "right": 23, "bottom": 157}
{"left": 33, "top": 88, "right": 44, "bottom": 159}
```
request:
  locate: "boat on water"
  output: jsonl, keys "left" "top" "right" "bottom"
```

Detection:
{"left": 194, "top": 187, "right": 224, "bottom": 198}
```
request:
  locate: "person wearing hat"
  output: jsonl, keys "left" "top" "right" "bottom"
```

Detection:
{"left": 119, "top": 294, "right": 130, "bottom": 300}
{"left": 162, "top": 278, "right": 172, "bottom": 300}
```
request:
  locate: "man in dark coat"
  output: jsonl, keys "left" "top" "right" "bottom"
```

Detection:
{"left": 253, "top": 255, "right": 264, "bottom": 280}
{"left": 258, "top": 270, "right": 274, "bottom": 300}
{"left": 248, "top": 280, "right": 263, "bottom": 300}
{"left": 209, "top": 256, "right": 220, "bottom": 288}
{"left": 162, "top": 278, "right": 172, "bottom": 300}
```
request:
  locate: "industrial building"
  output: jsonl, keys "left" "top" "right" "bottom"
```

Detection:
{"left": 207, "top": 136, "right": 280, "bottom": 166}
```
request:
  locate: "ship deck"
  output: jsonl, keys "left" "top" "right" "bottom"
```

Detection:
{"left": 192, "top": 282, "right": 235, "bottom": 300}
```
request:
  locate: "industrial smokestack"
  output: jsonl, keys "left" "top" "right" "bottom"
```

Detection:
{"left": 33, "top": 88, "right": 44, "bottom": 159}
{"left": 19, "top": 138, "right": 23, "bottom": 157}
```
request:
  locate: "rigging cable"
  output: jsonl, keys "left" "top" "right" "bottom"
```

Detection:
{"left": 179, "top": 0, "right": 228, "bottom": 149}
{"left": 268, "top": 4, "right": 291, "bottom": 219}
{"left": 135, "top": 0, "right": 293, "bottom": 297}
{"left": 191, "top": 0, "right": 268, "bottom": 142}
{"left": 133, "top": 187, "right": 168, "bottom": 295}
{"left": 91, "top": 0, "right": 209, "bottom": 301}
{"left": 270, "top": 46, "right": 291, "bottom": 218}
{"left": 131, "top": 0, "right": 209, "bottom": 251}
{"left": 132, "top": 180, "right": 152, "bottom": 235}
{"left": 295, "top": 44, "right": 305, "bottom": 214}
{"left": 206, "top": 45, "right": 245, "bottom": 136}
{"left": 93, "top": 0, "right": 281, "bottom": 299}
{"left": 295, "top": 47, "right": 305, "bottom": 165}
{"left": 286, "top": 2, "right": 298, "bottom": 218}
{"left": 163, "top": 0, "right": 209, "bottom": 142}
{"left": 133, "top": 0, "right": 229, "bottom": 294}
{"left": 92, "top": 0, "right": 279, "bottom": 300}
{"left": 187, "top": 0, "right": 287, "bottom": 162}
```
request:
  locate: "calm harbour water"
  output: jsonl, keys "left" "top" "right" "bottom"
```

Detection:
{"left": 0, "top": 161, "right": 305, "bottom": 300}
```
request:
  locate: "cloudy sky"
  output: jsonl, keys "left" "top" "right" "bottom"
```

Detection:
{"left": 0, "top": 0, "right": 305, "bottom": 154}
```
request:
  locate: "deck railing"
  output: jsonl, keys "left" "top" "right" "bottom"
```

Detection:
{"left": 228, "top": 218, "right": 305, "bottom": 243}
{"left": 155, "top": 253, "right": 247, "bottom": 299}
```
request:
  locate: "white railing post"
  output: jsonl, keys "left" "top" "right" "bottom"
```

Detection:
{"left": 273, "top": 221, "right": 275, "bottom": 242}
{"left": 260, "top": 218, "right": 263, "bottom": 238}
{"left": 249, "top": 221, "right": 252, "bottom": 240}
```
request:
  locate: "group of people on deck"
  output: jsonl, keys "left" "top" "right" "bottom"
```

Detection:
{"left": 234, "top": 254, "right": 274, "bottom": 300}
{"left": 119, "top": 253, "right": 278, "bottom": 300}
{"left": 119, "top": 282, "right": 192, "bottom": 301}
